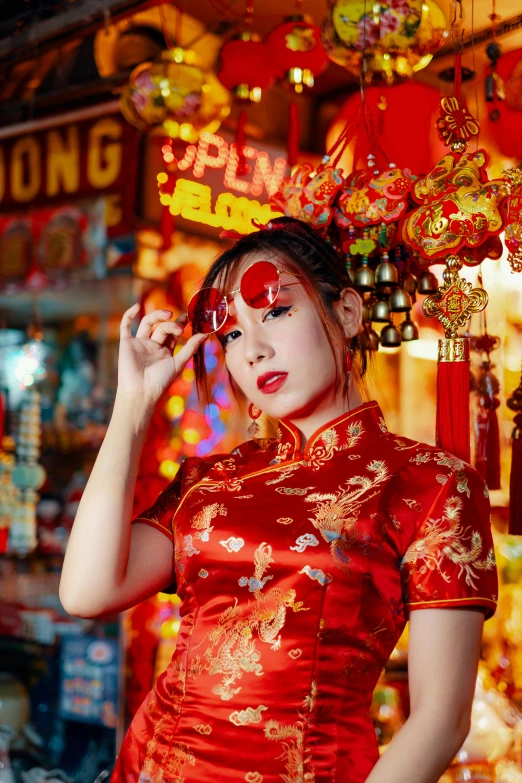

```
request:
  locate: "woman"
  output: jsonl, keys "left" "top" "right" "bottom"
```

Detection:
{"left": 60, "top": 218, "right": 498, "bottom": 783}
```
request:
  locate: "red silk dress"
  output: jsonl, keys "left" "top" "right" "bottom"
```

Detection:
{"left": 111, "top": 401, "right": 498, "bottom": 783}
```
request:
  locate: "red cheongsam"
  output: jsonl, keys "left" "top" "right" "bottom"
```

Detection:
{"left": 110, "top": 400, "right": 498, "bottom": 783}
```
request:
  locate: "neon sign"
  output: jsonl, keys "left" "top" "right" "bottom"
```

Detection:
{"left": 157, "top": 131, "right": 287, "bottom": 234}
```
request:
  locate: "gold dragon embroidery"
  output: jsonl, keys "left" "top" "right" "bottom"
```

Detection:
{"left": 401, "top": 495, "right": 496, "bottom": 592}
{"left": 264, "top": 678, "right": 317, "bottom": 783}
{"left": 202, "top": 543, "right": 309, "bottom": 701}
{"left": 305, "top": 460, "right": 390, "bottom": 572}
{"left": 190, "top": 503, "right": 227, "bottom": 541}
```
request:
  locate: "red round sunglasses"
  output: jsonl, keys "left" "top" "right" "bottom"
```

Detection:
{"left": 187, "top": 260, "right": 303, "bottom": 335}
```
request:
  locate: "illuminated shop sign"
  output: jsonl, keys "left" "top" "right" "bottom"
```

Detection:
{"left": 157, "top": 131, "right": 288, "bottom": 235}
{"left": 0, "top": 114, "right": 139, "bottom": 236}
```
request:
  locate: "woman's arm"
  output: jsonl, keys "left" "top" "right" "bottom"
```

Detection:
{"left": 59, "top": 394, "right": 175, "bottom": 617}
{"left": 364, "top": 607, "right": 484, "bottom": 783}
{"left": 59, "top": 305, "right": 207, "bottom": 618}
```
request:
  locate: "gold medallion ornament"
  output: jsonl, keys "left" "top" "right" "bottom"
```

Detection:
{"left": 422, "top": 255, "right": 489, "bottom": 341}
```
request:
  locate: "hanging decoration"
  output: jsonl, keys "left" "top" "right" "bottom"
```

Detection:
{"left": 503, "top": 166, "right": 522, "bottom": 273}
{"left": 507, "top": 367, "right": 522, "bottom": 535}
{"left": 271, "top": 159, "right": 344, "bottom": 229}
{"left": 485, "top": 47, "right": 522, "bottom": 159}
{"left": 265, "top": 14, "right": 329, "bottom": 167}
{"left": 120, "top": 46, "right": 230, "bottom": 141}
{"left": 470, "top": 329, "right": 502, "bottom": 491}
{"left": 321, "top": 0, "right": 447, "bottom": 85}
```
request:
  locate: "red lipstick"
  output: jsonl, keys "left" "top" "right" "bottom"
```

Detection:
{"left": 257, "top": 371, "right": 288, "bottom": 394}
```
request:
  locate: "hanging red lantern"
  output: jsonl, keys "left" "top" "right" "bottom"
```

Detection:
{"left": 217, "top": 32, "right": 279, "bottom": 103}
{"left": 265, "top": 15, "right": 329, "bottom": 93}
{"left": 326, "top": 82, "right": 445, "bottom": 176}
{"left": 485, "top": 47, "right": 522, "bottom": 159}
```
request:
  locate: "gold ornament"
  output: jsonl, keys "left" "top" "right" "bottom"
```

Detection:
{"left": 422, "top": 255, "right": 488, "bottom": 339}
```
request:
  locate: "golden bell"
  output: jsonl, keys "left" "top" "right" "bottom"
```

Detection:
{"left": 402, "top": 273, "right": 417, "bottom": 296}
{"left": 389, "top": 287, "right": 412, "bottom": 312}
{"left": 375, "top": 261, "right": 398, "bottom": 288}
{"left": 417, "top": 270, "right": 439, "bottom": 295}
{"left": 380, "top": 322, "right": 402, "bottom": 347}
{"left": 354, "top": 264, "right": 375, "bottom": 292}
{"left": 371, "top": 298, "right": 390, "bottom": 322}
{"left": 400, "top": 314, "right": 419, "bottom": 341}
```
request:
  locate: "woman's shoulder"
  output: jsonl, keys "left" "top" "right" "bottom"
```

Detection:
{"left": 382, "top": 428, "right": 488, "bottom": 501}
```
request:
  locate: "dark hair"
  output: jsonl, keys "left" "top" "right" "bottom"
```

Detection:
{"left": 192, "top": 216, "right": 369, "bottom": 408}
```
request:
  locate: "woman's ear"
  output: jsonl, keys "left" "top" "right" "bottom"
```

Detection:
{"left": 334, "top": 287, "right": 363, "bottom": 339}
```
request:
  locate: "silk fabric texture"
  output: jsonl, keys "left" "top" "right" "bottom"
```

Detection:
{"left": 111, "top": 401, "right": 498, "bottom": 783}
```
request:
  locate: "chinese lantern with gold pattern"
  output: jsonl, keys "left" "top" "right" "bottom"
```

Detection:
{"left": 120, "top": 46, "right": 230, "bottom": 141}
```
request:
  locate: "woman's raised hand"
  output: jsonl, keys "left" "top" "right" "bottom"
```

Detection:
{"left": 117, "top": 303, "right": 207, "bottom": 412}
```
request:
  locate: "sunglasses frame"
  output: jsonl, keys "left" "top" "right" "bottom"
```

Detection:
{"left": 187, "top": 260, "right": 303, "bottom": 336}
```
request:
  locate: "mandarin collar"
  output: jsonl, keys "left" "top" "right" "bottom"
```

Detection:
{"left": 276, "top": 401, "right": 387, "bottom": 461}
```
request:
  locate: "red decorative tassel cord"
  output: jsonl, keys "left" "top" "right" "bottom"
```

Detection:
{"left": 235, "top": 110, "right": 248, "bottom": 176}
{"left": 507, "top": 373, "right": 522, "bottom": 535}
{"left": 436, "top": 338, "right": 471, "bottom": 463}
{"left": 287, "top": 101, "right": 300, "bottom": 168}
{"left": 160, "top": 205, "right": 175, "bottom": 251}
{"left": 473, "top": 360, "right": 502, "bottom": 490}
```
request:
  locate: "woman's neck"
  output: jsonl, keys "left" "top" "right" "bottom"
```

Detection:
{"left": 282, "top": 382, "right": 365, "bottom": 450}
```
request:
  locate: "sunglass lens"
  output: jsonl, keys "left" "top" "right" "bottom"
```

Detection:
{"left": 188, "top": 288, "right": 227, "bottom": 334}
{"left": 240, "top": 261, "right": 280, "bottom": 308}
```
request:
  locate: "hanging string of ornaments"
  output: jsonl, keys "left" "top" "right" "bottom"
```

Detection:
{"left": 117, "top": 0, "right": 522, "bottom": 532}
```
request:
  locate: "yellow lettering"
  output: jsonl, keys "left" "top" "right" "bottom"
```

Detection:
{"left": 47, "top": 126, "right": 80, "bottom": 196}
{"left": 87, "top": 118, "right": 122, "bottom": 189}
{"left": 11, "top": 137, "right": 41, "bottom": 202}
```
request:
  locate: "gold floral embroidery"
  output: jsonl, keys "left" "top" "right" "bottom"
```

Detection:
{"left": 190, "top": 503, "right": 227, "bottom": 542}
{"left": 265, "top": 464, "right": 302, "bottom": 484}
{"left": 203, "top": 543, "right": 309, "bottom": 701}
{"left": 193, "top": 724, "right": 212, "bottom": 734}
{"left": 305, "top": 460, "right": 390, "bottom": 573}
{"left": 264, "top": 716, "right": 315, "bottom": 783}
{"left": 403, "top": 498, "right": 422, "bottom": 512}
{"left": 164, "top": 742, "right": 196, "bottom": 780}
{"left": 188, "top": 655, "right": 203, "bottom": 678}
{"left": 275, "top": 487, "right": 315, "bottom": 496}
{"left": 229, "top": 705, "right": 268, "bottom": 725}
{"left": 401, "top": 495, "right": 496, "bottom": 592}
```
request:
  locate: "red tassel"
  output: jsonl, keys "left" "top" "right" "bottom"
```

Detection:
{"left": 235, "top": 110, "right": 248, "bottom": 177}
{"left": 436, "top": 339, "right": 471, "bottom": 463}
{"left": 160, "top": 205, "right": 175, "bottom": 251}
{"left": 287, "top": 101, "right": 300, "bottom": 168}
{"left": 475, "top": 399, "right": 501, "bottom": 490}
{"left": 509, "top": 428, "right": 522, "bottom": 535}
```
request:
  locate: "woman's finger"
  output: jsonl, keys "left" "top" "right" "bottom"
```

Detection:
{"left": 119, "top": 303, "right": 140, "bottom": 340}
{"left": 135, "top": 309, "right": 175, "bottom": 339}
{"left": 150, "top": 320, "right": 184, "bottom": 346}
{"left": 170, "top": 332, "right": 208, "bottom": 372}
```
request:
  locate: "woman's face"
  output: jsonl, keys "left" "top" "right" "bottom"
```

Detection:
{"left": 215, "top": 251, "right": 362, "bottom": 421}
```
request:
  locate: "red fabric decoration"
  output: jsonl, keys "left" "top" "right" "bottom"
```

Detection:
{"left": 475, "top": 398, "right": 501, "bottom": 490}
{"left": 265, "top": 17, "right": 329, "bottom": 81}
{"left": 287, "top": 101, "right": 300, "bottom": 167}
{"left": 327, "top": 82, "right": 446, "bottom": 176}
{"left": 509, "top": 433, "right": 522, "bottom": 535}
{"left": 217, "top": 37, "right": 279, "bottom": 95}
{"left": 486, "top": 48, "right": 522, "bottom": 159}
{"left": 235, "top": 109, "right": 248, "bottom": 176}
{"left": 436, "top": 360, "right": 470, "bottom": 463}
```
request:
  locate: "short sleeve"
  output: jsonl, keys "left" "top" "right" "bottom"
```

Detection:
{"left": 131, "top": 461, "right": 188, "bottom": 543}
{"left": 399, "top": 462, "right": 498, "bottom": 621}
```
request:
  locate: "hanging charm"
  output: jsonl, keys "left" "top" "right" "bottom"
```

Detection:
{"left": 470, "top": 333, "right": 502, "bottom": 490}
{"left": 506, "top": 368, "right": 522, "bottom": 535}
{"left": 422, "top": 255, "right": 488, "bottom": 462}
{"left": 247, "top": 402, "right": 262, "bottom": 437}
